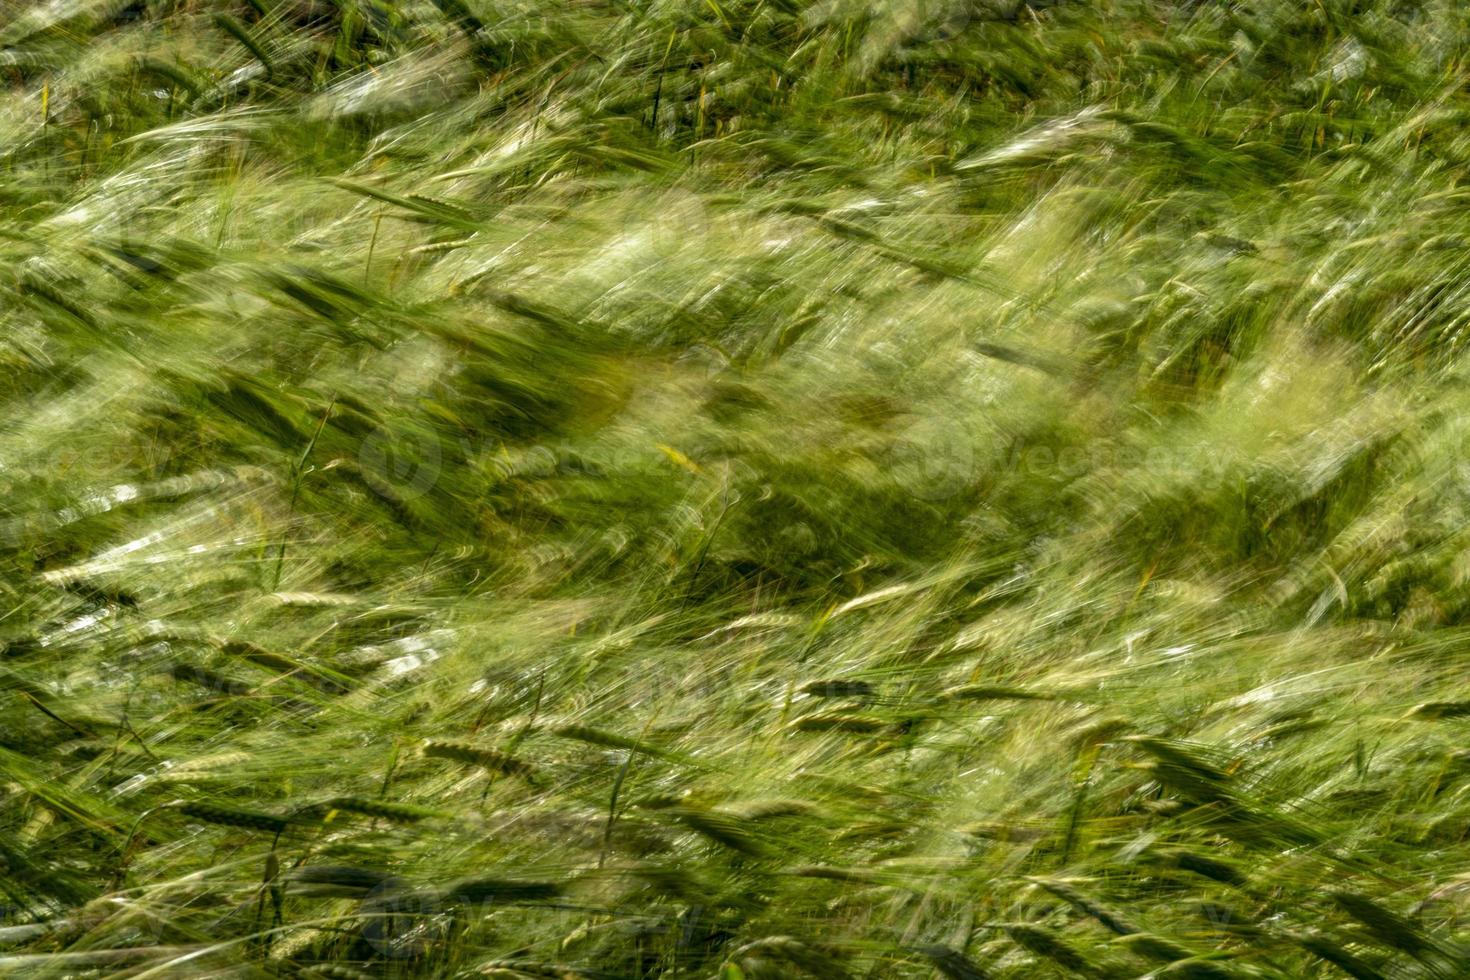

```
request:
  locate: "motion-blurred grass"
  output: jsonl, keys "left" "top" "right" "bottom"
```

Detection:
{"left": 5, "top": 0, "right": 1470, "bottom": 976}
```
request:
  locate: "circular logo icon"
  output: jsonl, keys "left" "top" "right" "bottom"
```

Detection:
{"left": 622, "top": 187, "right": 720, "bottom": 261}
{"left": 359, "top": 877, "right": 446, "bottom": 959}
{"left": 917, "top": 0, "right": 974, "bottom": 41}
{"left": 359, "top": 425, "right": 442, "bottom": 502}
{"left": 888, "top": 415, "right": 976, "bottom": 502}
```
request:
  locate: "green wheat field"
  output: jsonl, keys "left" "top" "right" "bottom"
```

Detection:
{"left": 7, "top": 0, "right": 1470, "bottom": 976}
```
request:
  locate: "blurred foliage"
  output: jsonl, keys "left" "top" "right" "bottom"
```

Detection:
{"left": 6, "top": 0, "right": 1470, "bottom": 976}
